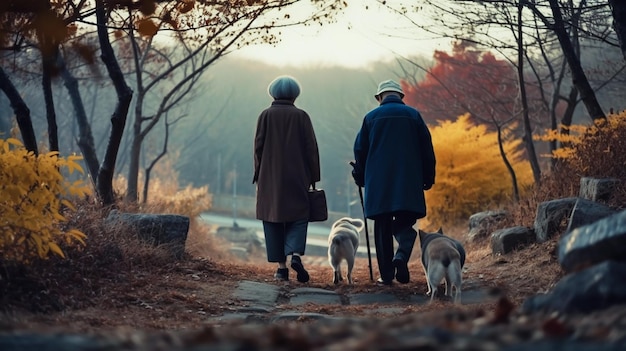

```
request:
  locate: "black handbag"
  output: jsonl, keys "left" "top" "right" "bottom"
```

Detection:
{"left": 308, "top": 184, "right": 328, "bottom": 222}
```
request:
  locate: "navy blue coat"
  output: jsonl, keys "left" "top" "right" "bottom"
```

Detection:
{"left": 353, "top": 95, "right": 436, "bottom": 219}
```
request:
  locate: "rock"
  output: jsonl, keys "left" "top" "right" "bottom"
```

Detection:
{"left": 467, "top": 210, "right": 508, "bottom": 242}
{"left": 522, "top": 260, "right": 626, "bottom": 314}
{"left": 105, "top": 210, "right": 189, "bottom": 259}
{"left": 559, "top": 209, "right": 626, "bottom": 273}
{"left": 565, "top": 198, "right": 617, "bottom": 233}
{"left": 215, "top": 226, "right": 263, "bottom": 257}
{"left": 290, "top": 287, "right": 342, "bottom": 305}
{"left": 534, "top": 198, "right": 578, "bottom": 243}
{"left": 215, "top": 227, "right": 263, "bottom": 247}
{"left": 233, "top": 281, "right": 280, "bottom": 307}
{"left": 216, "top": 226, "right": 262, "bottom": 245}
{"left": 503, "top": 340, "right": 626, "bottom": 351}
{"left": 491, "top": 226, "right": 535, "bottom": 255}
{"left": 0, "top": 333, "right": 122, "bottom": 351}
{"left": 579, "top": 177, "right": 619, "bottom": 202}
{"left": 229, "top": 246, "right": 249, "bottom": 260}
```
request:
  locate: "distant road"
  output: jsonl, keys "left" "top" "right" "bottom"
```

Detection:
{"left": 200, "top": 212, "right": 332, "bottom": 239}
{"left": 199, "top": 212, "right": 376, "bottom": 256}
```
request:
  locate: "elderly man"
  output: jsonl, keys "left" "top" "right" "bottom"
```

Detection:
{"left": 352, "top": 79, "right": 436, "bottom": 285}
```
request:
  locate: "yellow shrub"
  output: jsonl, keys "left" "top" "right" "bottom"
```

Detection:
{"left": 536, "top": 110, "right": 626, "bottom": 180}
{"left": 0, "top": 138, "right": 91, "bottom": 263}
{"left": 530, "top": 110, "right": 626, "bottom": 210}
{"left": 114, "top": 153, "right": 212, "bottom": 218}
{"left": 142, "top": 178, "right": 212, "bottom": 218}
{"left": 422, "top": 114, "right": 533, "bottom": 228}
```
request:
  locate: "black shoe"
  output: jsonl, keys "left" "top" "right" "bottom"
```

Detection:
{"left": 290, "top": 255, "right": 310, "bottom": 283}
{"left": 376, "top": 277, "right": 393, "bottom": 286}
{"left": 393, "top": 258, "right": 410, "bottom": 284}
{"left": 274, "top": 268, "right": 289, "bottom": 281}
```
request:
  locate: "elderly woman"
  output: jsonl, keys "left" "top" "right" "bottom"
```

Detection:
{"left": 253, "top": 75, "right": 321, "bottom": 282}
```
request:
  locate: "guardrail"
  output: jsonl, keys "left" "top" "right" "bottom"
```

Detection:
{"left": 210, "top": 193, "right": 363, "bottom": 227}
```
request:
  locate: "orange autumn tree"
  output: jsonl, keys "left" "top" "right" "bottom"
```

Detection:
{"left": 402, "top": 40, "right": 547, "bottom": 198}
{"left": 422, "top": 114, "right": 533, "bottom": 228}
{"left": 401, "top": 41, "right": 532, "bottom": 127}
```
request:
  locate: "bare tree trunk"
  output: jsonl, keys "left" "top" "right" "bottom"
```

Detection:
{"left": 95, "top": 0, "right": 133, "bottom": 205}
{"left": 548, "top": 0, "right": 605, "bottom": 121}
{"left": 142, "top": 117, "right": 170, "bottom": 203}
{"left": 548, "top": 81, "right": 560, "bottom": 168}
{"left": 57, "top": 53, "right": 100, "bottom": 183}
{"left": 553, "top": 1, "right": 581, "bottom": 152}
{"left": 126, "top": 29, "right": 145, "bottom": 203}
{"left": 496, "top": 124, "right": 519, "bottom": 202}
{"left": 127, "top": 136, "right": 142, "bottom": 202}
{"left": 518, "top": 3, "right": 542, "bottom": 184}
{"left": 559, "top": 86, "right": 579, "bottom": 142}
{"left": 0, "top": 95, "right": 10, "bottom": 136}
{"left": 42, "top": 50, "right": 59, "bottom": 152}
{"left": 0, "top": 66, "right": 38, "bottom": 155}
{"left": 609, "top": 0, "right": 626, "bottom": 61}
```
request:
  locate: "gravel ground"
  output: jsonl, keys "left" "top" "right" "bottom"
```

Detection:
{"left": 2, "top": 299, "right": 626, "bottom": 351}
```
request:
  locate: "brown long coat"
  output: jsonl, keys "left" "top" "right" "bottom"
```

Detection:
{"left": 253, "top": 100, "right": 321, "bottom": 222}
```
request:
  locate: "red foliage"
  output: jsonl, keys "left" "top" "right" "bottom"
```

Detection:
{"left": 401, "top": 41, "right": 521, "bottom": 126}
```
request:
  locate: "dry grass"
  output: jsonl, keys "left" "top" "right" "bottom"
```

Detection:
{"left": 0, "top": 205, "right": 564, "bottom": 334}
{"left": 3, "top": 116, "right": 626, "bottom": 335}
{"left": 0, "top": 182, "right": 599, "bottom": 334}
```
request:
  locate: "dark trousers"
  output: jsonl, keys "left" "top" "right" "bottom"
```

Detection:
{"left": 262, "top": 220, "right": 308, "bottom": 262}
{"left": 373, "top": 211, "right": 418, "bottom": 282}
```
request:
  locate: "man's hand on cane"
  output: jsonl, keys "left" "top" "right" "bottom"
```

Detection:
{"left": 349, "top": 161, "right": 364, "bottom": 187}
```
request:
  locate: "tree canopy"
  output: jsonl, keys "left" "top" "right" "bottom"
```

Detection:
{"left": 0, "top": 0, "right": 346, "bottom": 204}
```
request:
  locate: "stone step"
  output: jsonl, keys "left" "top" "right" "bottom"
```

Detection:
{"left": 213, "top": 280, "right": 499, "bottom": 324}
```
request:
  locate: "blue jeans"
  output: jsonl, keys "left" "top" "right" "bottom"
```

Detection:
{"left": 262, "top": 220, "right": 308, "bottom": 262}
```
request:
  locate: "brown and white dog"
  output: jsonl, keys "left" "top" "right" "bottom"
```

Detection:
{"left": 328, "top": 217, "right": 364, "bottom": 284}
{"left": 418, "top": 228, "right": 466, "bottom": 304}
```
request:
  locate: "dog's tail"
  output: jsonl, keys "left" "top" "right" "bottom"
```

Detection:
{"left": 440, "top": 249, "right": 460, "bottom": 268}
{"left": 332, "top": 217, "right": 365, "bottom": 232}
{"left": 344, "top": 217, "right": 365, "bottom": 232}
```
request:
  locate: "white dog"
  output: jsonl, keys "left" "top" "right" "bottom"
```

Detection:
{"left": 328, "top": 217, "right": 364, "bottom": 284}
{"left": 418, "top": 228, "right": 466, "bottom": 304}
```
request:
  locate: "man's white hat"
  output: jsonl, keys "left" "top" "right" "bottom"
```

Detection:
{"left": 375, "top": 79, "right": 404, "bottom": 98}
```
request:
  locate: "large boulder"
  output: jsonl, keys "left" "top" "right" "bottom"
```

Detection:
{"left": 534, "top": 198, "right": 578, "bottom": 243}
{"left": 215, "top": 225, "right": 264, "bottom": 260}
{"left": 565, "top": 198, "right": 617, "bottom": 233}
{"left": 522, "top": 260, "right": 626, "bottom": 314}
{"left": 105, "top": 210, "right": 189, "bottom": 259}
{"left": 579, "top": 177, "right": 619, "bottom": 202}
{"left": 467, "top": 210, "right": 508, "bottom": 243}
{"left": 558, "top": 209, "right": 626, "bottom": 273}
{"left": 491, "top": 226, "right": 535, "bottom": 255}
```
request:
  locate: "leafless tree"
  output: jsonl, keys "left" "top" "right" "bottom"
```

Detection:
{"left": 0, "top": 0, "right": 346, "bottom": 205}
{"left": 380, "top": 0, "right": 620, "bottom": 183}
{"left": 609, "top": 0, "right": 626, "bottom": 60}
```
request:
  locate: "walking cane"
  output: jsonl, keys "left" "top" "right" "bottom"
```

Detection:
{"left": 358, "top": 186, "right": 374, "bottom": 282}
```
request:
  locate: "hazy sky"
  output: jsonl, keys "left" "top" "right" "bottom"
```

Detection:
{"left": 231, "top": 1, "right": 451, "bottom": 69}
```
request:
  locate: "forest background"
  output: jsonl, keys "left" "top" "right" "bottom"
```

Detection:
{"left": 4, "top": 3, "right": 626, "bottom": 338}
{"left": 1, "top": 0, "right": 626, "bottom": 232}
